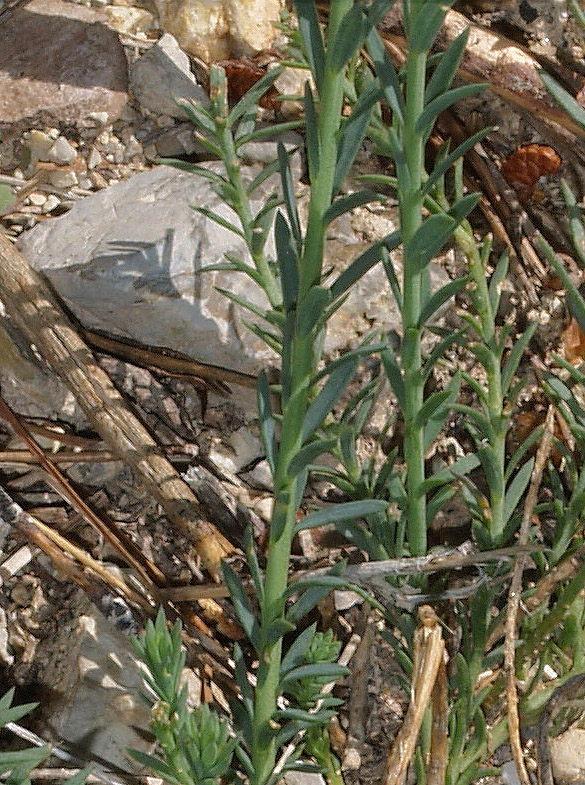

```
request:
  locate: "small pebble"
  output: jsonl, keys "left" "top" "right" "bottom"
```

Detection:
{"left": 28, "top": 191, "right": 46, "bottom": 206}
{"left": 88, "top": 111, "right": 109, "bottom": 125}
{"left": 89, "top": 171, "right": 107, "bottom": 189}
{"left": 42, "top": 194, "right": 60, "bottom": 213}
{"left": 47, "top": 136, "right": 77, "bottom": 165}
{"left": 48, "top": 170, "right": 78, "bottom": 189}
{"left": 87, "top": 147, "right": 102, "bottom": 170}
{"left": 123, "top": 135, "right": 142, "bottom": 160}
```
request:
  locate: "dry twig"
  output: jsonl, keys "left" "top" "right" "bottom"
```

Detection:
{"left": 383, "top": 606, "right": 445, "bottom": 785}
{"left": 504, "top": 405, "right": 556, "bottom": 785}
{"left": 0, "top": 232, "right": 233, "bottom": 579}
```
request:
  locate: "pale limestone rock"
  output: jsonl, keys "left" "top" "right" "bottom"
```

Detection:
{"left": 226, "top": 0, "right": 284, "bottom": 57}
{"left": 159, "top": 0, "right": 283, "bottom": 62}
{"left": 550, "top": 728, "right": 585, "bottom": 784}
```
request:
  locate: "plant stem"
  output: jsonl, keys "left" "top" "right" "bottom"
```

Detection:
{"left": 250, "top": 3, "right": 352, "bottom": 782}
{"left": 400, "top": 46, "right": 428, "bottom": 557}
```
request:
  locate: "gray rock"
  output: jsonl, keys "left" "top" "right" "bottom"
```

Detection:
{"left": 17, "top": 163, "right": 449, "bottom": 384}
{"left": 0, "top": 0, "right": 128, "bottom": 128}
{"left": 40, "top": 602, "right": 154, "bottom": 775}
{"left": 17, "top": 163, "right": 282, "bottom": 373}
{"left": 130, "top": 33, "right": 209, "bottom": 120}
{"left": 46, "top": 136, "right": 77, "bottom": 165}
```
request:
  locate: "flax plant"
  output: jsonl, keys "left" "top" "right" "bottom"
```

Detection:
{"left": 148, "top": 3, "right": 402, "bottom": 784}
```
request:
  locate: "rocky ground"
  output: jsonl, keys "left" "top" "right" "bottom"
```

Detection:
{"left": 1, "top": 1, "right": 585, "bottom": 784}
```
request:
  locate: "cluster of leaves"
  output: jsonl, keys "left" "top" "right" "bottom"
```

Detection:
{"left": 131, "top": 609, "right": 238, "bottom": 785}
{"left": 0, "top": 689, "right": 88, "bottom": 785}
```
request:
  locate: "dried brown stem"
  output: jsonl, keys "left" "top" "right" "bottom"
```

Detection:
{"left": 0, "top": 232, "right": 233, "bottom": 579}
{"left": 382, "top": 606, "right": 445, "bottom": 785}
{"left": 0, "top": 391, "right": 165, "bottom": 588}
{"left": 504, "top": 405, "right": 556, "bottom": 785}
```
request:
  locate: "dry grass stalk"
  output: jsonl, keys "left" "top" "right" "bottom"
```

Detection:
{"left": 504, "top": 405, "right": 556, "bottom": 785}
{"left": 382, "top": 605, "right": 445, "bottom": 785}
{"left": 0, "top": 232, "right": 233, "bottom": 579}
{"left": 0, "top": 390, "right": 165, "bottom": 589}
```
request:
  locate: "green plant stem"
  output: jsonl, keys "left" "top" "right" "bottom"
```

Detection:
{"left": 250, "top": 3, "right": 352, "bottom": 782}
{"left": 400, "top": 47, "right": 428, "bottom": 557}
{"left": 453, "top": 221, "right": 507, "bottom": 542}
{"left": 219, "top": 125, "right": 281, "bottom": 309}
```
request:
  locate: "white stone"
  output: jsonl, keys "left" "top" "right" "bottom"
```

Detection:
{"left": 47, "top": 136, "right": 77, "bottom": 165}
{"left": 28, "top": 192, "right": 47, "bottom": 206}
{"left": 550, "top": 728, "right": 585, "bottom": 784}
{"left": 42, "top": 604, "right": 152, "bottom": 776}
{"left": 47, "top": 170, "right": 78, "bottom": 189}
{"left": 106, "top": 5, "right": 156, "bottom": 34}
{"left": 130, "top": 33, "right": 209, "bottom": 120}
{"left": 159, "top": 0, "right": 283, "bottom": 62}
{"left": 24, "top": 130, "right": 53, "bottom": 168}
{"left": 87, "top": 147, "right": 102, "bottom": 170}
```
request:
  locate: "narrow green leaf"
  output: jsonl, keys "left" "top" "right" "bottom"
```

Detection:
{"left": 330, "top": 231, "right": 401, "bottom": 300}
{"left": 234, "top": 642, "right": 254, "bottom": 715}
{"left": 294, "top": 0, "right": 325, "bottom": 93}
{"left": 228, "top": 67, "right": 283, "bottom": 126}
{"left": 415, "top": 389, "right": 451, "bottom": 429}
{"left": 221, "top": 561, "right": 261, "bottom": 651}
{"left": 329, "top": 3, "right": 369, "bottom": 73}
{"left": 127, "top": 750, "right": 179, "bottom": 783}
{"left": 196, "top": 207, "right": 245, "bottom": 238}
{"left": 424, "top": 372, "right": 460, "bottom": 449}
{"left": 215, "top": 288, "right": 268, "bottom": 321}
{"left": 504, "top": 459, "right": 534, "bottom": 526}
{"left": 324, "top": 190, "right": 385, "bottom": 226}
{"left": 244, "top": 320, "right": 282, "bottom": 353}
{"left": 295, "top": 499, "right": 388, "bottom": 533}
{"left": 418, "top": 276, "right": 468, "bottom": 328}
{"left": 423, "top": 128, "right": 492, "bottom": 196}
{"left": 297, "top": 286, "right": 331, "bottom": 336}
{"left": 281, "top": 623, "right": 318, "bottom": 677}
{"left": 275, "top": 211, "right": 299, "bottom": 312}
{"left": 541, "top": 70, "right": 585, "bottom": 130}
{"left": 66, "top": 767, "right": 92, "bottom": 785}
{"left": 159, "top": 160, "right": 227, "bottom": 185}
{"left": 247, "top": 157, "right": 284, "bottom": 195}
{"left": 175, "top": 97, "right": 215, "bottom": 134}
{"left": 501, "top": 322, "right": 537, "bottom": 394}
{"left": 286, "top": 563, "right": 346, "bottom": 625}
{"left": 312, "top": 340, "right": 386, "bottom": 384}
{"left": 334, "top": 82, "right": 382, "bottom": 194}
{"left": 560, "top": 180, "right": 585, "bottom": 267}
{"left": 416, "top": 84, "right": 487, "bottom": 135}
{"left": 237, "top": 120, "right": 303, "bottom": 147}
{"left": 257, "top": 370, "right": 277, "bottom": 474}
{"left": 488, "top": 250, "right": 509, "bottom": 313}
{"left": 265, "top": 618, "right": 297, "bottom": 646}
{"left": 410, "top": 1, "right": 449, "bottom": 52}
{"left": 288, "top": 438, "right": 337, "bottom": 477}
{"left": 302, "top": 356, "right": 359, "bottom": 441}
{"left": 420, "top": 452, "right": 481, "bottom": 495}
{"left": 278, "top": 142, "right": 302, "bottom": 248}
{"left": 366, "top": 28, "right": 405, "bottom": 124}
{"left": 304, "top": 83, "right": 320, "bottom": 181}
{"left": 407, "top": 213, "right": 454, "bottom": 271}
{"left": 426, "top": 28, "right": 469, "bottom": 103}
{"left": 449, "top": 192, "right": 480, "bottom": 223}
{"left": 375, "top": 250, "right": 400, "bottom": 318}
{"left": 381, "top": 345, "right": 405, "bottom": 408}
{"left": 423, "top": 328, "right": 466, "bottom": 381}
{"left": 280, "top": 663, "right": 348, "bottom": 686}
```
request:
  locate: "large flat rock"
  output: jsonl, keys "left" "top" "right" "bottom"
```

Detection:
{"left": 0, "top": 0, "right": 128, "bottom": 127}
{"left": 17, "top": 162, "right": 443, "bottom": 378}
